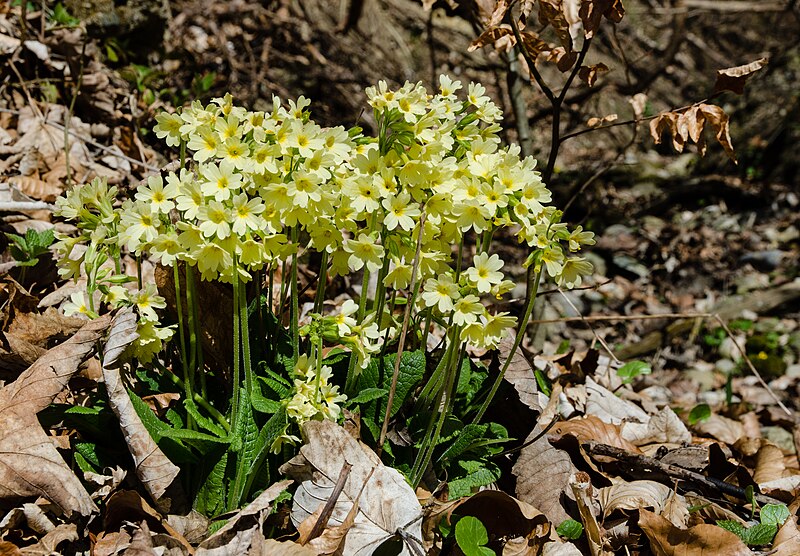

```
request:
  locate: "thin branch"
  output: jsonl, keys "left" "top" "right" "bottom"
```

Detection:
{"left": 509, "top": 16, "right": 555, "bottom": 103}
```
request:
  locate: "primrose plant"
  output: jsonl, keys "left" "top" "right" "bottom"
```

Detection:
{"left": 54, "top": 76, "right": 594, "bottom": 513}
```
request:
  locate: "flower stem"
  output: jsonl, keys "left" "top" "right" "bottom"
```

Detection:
{"left": 290, "top": 226, "right": 300, "bottom": 364}
{"left": 238, "top": 275, "right": 253, "bottom": 396}
{"left": 173, "top": 263, "right": 193, "bottom": 411}
{"left": 472, "top": 264, "right": 543, "bottom": 423}
{"left": 231, "top": 266, "right": 241, "bottom": 427}
{"left": 186, "top": 266, "right": 206, "bottom": 398}
{"left": 313, "top": 250, "right": 329, "bottom": 315}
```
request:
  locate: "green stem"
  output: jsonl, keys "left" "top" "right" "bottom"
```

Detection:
{"left": 231, "top": 268, "right": 241, "bottom": 427}
{"left": 238, "top": 275, "right": 253, "bottom": 396}
{"left": 290, "top": 227, "right": 300, "bottom": 364}
{"left": 472, "top": 265, "right": 544, "bottom": 424}
{"left": 186, "top": 266, "right": 206, "bottom": 398}
{"left": 162, "top": 371, "right": 230, "bottom": 432}
{"left": 313, "top": 250, "right": 329, "bottom": 315}
{"left": 173, "top": 263, "right": 193, "bottom": 408}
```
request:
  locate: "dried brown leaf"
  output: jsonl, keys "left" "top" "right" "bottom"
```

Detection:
{"left": 691, "top": 413, "right": 745, "bottom": 445}
{"left": 281, "top": 420, "right": 423, "bottom": 555}
{"left": 570, "top": 472, "right": 609, "bottom": 556}
{"left": 0, "top": 315, "right": 111, "bottom": 517}
{"left": 579, "top": 0, "right": 625, "bottom": 38}
{"left": 468, "top": 26, "right": 514, "bottom": 52}
{"left": 513, "top": 426, "right": 576, "bottom": 525}
{"left": 754, "top": 440, "right": 786, "bottom": 485}
{"left": 698, "top": 104, "right": 736, "bottom": 162}
{"left": 542, "top": 542, "right": 583, "bottom": 555}
{"left": 500, "top": 334, "right": 546, "bottom": 412}
{"left": 101, "top": 309, "right": 182, "bottom": 510}
{"left": 196, "top": 480, "right": 292, "bottom": 552}
{"left": 620, "top": 407, "right": 691, "bottom": 446}
{"left": 649, "top": 112, "right": 685, "bottom": 153}
{"left": 578, "top": 63, "right": 609, "bottom": 87}
{"left": 125, "top": 521, "right": 156, "bottom": 556}
{"left": 599, "top": 481, "right": 687, "bottom": 527}
{"left": 713, "top": 58, "right": 768, "bottom": 95}
{"left": 254, "top": 539, "right": 319, "bottom": 556}
{"left": 518, "top": 0, "right": 536, "bottom": 28}
{"left": 538, "top": 0, "right": 573, "bottom": 53}
{"left": 771, "top": 516, "right": 800, "bottom": 556}
{"left": 638, "top": 508, "right": 750, "bottom": 556}
{"left": 520, "top": 32, "right": 551, "bottom": 61}
{"left": 585, "top": 377, "right": 649, "bottom": 425}
{"left": 17, "top": 523, "right": 77, "bottom": 556}
{"left": 587, "top": 114, "right": 618, "bottom": 128}
{"left": 489, "top": 0, "right": 512, "bottom": 27}
{"left": 552, "top": 416, "right": 642, "bottom": 453}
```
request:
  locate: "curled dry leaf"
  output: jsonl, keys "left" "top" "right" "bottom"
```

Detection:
{"left": 489, "top": 0, "right": 512, "bottom": 27}
{"left": 638, "top": 508, "right": 750, "bottom": 556}
{"left": 197, "top": 479, "right": 292, "bottom": 553}
{"left": 587, "top": 114, "right": 618, "bottom": 128}
{"left": 585, "top": 377, "right": 649, "bottom": 425}
{"left": 468, "top": 26, "right": 514, "bottom": 52}
{"left": 771, "top": 516, "right": 800, "bottom": 556}
{"left": 691, "top": 413, "right": 745, "bottom": 445}
{"left": 578, "top": 63, "right": 609, "bottom": 87}
{"left": 579, "top": 0, "right": 625, "bottom": 38}
{"left": 649, "top": 104, "right": 736, "bottom": 162}
{"left": 753, "top": 440, "right": 786, "bottom": 485}
{"left": 569, "top": 472, "right": 609, "bottom": 556}
{"left": 513, "top": 426, "right": 576, "bottom": 525}
{"left": 450, "top": 490, "right": 551, "bottom": 553}
{"left": 0, "top": 314, "right": 111, "bottom": 517}
{"left": 713, "top": 57, "right": 768, "bottom": 95}
{"left": 598, "top": 481, "right": 688, "bottom": 527}
{"left": 552, "top": 416, "right": 642, "bottom": 453}
{"left": 280, "top": 420, "right": 423, "bottom": 556}
{"left": 101, "top": 309, "right": 183, "bottom": 511}
{"left": 620, "top": 407, "right": 691, "bottom": 446}
{"left": 500, "top": 333, "right": 547, "bottom": 412}
{"left": 16, "top": 523, "right": 78, "bottom": 555}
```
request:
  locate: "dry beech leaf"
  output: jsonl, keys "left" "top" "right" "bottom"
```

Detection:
{"left": 691, "top": 413, "right": 745, "bottom": 445}
{"left": 585, "top": 377, "right": 649, "bottom": 425}
{"left": 469, "top": 26, "right": 514, "bottom": 52}
{"left": 17, "top": 523, "right": 77, "bottom": 555}
{"left": 0, "top": 314, "right": 111, "bottom": 517}
{"left": 621, "top": 407, "right": 691, "bottom": 446}
{"left": 599, "top": 481, "right": 688, "bottom": 527}
{"left": 771, "top": 516, "right": 800, "bottom": 556}
{"left": 649, "top": 112, "right": 685, "bottom": 152}
{"left": 579, "top": 0, "right": 625, "bottom": 38}
{"left": 754, "top": 440, "right": 786, "bottom": 485}
{"left": 542, "top": 542, "right": 583, "bottom": 555}
{"left": 489, "top": 0, "right": 512, "bottom": 27}
{"left": 513, "top": 426, "right": 576, "bottom": 525}
{"left": 638, "top": 508, "right": 750, "bottom": 556}
{"left": 255, "top": 538, "right": 319, "bottom": 556}
{"left": 518, "top": 0, "right": 536, "bottom": 28}
{"left": 578, "top": 63, "right": 609, "bottom": 87}
{"left": 451, "top": 490, "right": 550, "bottom": 553}
{"left": 126, "top": 521, "right": 156, "bottom": 556}
{"left": 101, "top": 309, "right": 183, "bottom": 511}
{"left": 501, "top": 333, "right": 547, "bottom": 412}
{"left": 713, "top": 58, "right": 768, "bottom": 95}
{"left": 520, "top": 31, "right": 551, "bottom": 61}
{"left": 587, "top": 114, "right": 618, "bottom": 128}
{"left": 569, "top": 472, "right": 609, "bottom": 556}
{"left": 629, "top": 93, "right": 647, "bottom": 119}
{"left": 280, "top": 420, "right": 423, "bottom": 556}
{"left": 552, "top": 416, "right": 642, "bottom": 453}
{"left": 698, "top": 104, "right": 736, "bottom": 162}
{"left": 538, "top": 0, "right": 573, "bottom": 55}
{"left": 197, "top": 479, "right": 292, "bottom": 553}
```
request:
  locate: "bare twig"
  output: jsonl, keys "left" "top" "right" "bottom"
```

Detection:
{"left": 304, "top": 461, "right": 353, "bottom": 543}
{"left": 557, "top": 289, "right": 620, "bottom": 364}
{"left": 584, "top": 442, "right": 784, "bottom": 506}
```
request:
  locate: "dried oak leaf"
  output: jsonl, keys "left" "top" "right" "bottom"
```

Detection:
{"left": 552, "top": 416, "right": 642, "bottom": 453}
{"left": 638, "top": 508, "right": 750, "bottom": 556}
{"left": 599, "top": 481, "right": 687, "bottom": 527}
{"left": 101, "top": 309, "right": 183, "bottom": 511}
{"left": 0, "top": 314, "right": 111, "bottom": 517}
{"left": 713, "top": 58, "right": 768, "bottom": 95}
{"left": 280, "top": 420, "right": 423, "bottom": 556}
{"left": 513, "top": 425, "right": 576, "bottom": 525}
{"left": 771, "top": 516, "right": 800, "bottom": 556}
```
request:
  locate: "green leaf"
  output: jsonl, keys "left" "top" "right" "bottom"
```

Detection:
{"left": 617, "top": 360, "right": 652, "bottom": 384}
{"left": 688, "top": 403, "right": 711, "bottom": 425}
{"left": 194, "top": 449, "right": 228, "bottom": 518}
{"left": 455, "top": 516, "right": 494, "bottom": 556}
{"left": 184, "top": 398, "right": 227, "bottom": 437}
{"left": 229, "top": 388, "right": 260, "bottom": 508}
{"left": 556, "top": 519, "right": 584, "bottom": 540}
{"left": 447, "top": 460, "right": 500, "bottom": 500}
{"left": 127, "top": 389, "right": 197, "bottom": 463}
{"left": 74, "top": 442, "right": 102, "bottom": 469}
{"left": 74, "top": 451, "right": 96, "bottom": 474}
{"left": 250, "top": 389, "right": 281, "bottom": 414}
{"left": 716, "top": 520, "right": 747, "bottom": 540}
{"left": 160, "top": 428, "right": 230, "bottom": 443}
{"left": 761, "top": 504, "right": 790, "bottom": 527}
{"left": 437, "top": 424, "right": 488, "bottom": 464}
{"left": 347, "top": 388, "right": 388, "bottom": 406}
{"left": 357, "top": 350, "right": 425, "bottom": 420}
{"left": 237, "top": 406, "right": 288, "bottom": 504}
{"left": 742, "top": 523, "right": 777, "bottom": 546}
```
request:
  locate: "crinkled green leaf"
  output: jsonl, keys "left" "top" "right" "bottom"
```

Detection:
{"left": 557, "top": 519, "right": 584, "bottom": 540}
{"left": 717, "top": 520, "right": 747, "bottom": 540}
{"left": 742, "top": 523, "right": 777, "bottom": 546}
{"left": 347, "top": 387, "right": 388, "bottom": 406}
{"left": 447, "top": 460, "right": 500, "bottom": 500}
{"left": 437, "top": 424, "right": 488, "bottom": 464}
{"left": 195, "top": 449, "right": 228, "bottom": 518}
{"left": 761, "top": 504, "right": 789, "bottom": 527}
{"left": 184, "top": 398, "right": 226, "bottom": 436}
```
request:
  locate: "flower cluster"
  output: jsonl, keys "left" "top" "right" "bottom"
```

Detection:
{"left": 54, "top": 178, "right": 173, "bottom": 362}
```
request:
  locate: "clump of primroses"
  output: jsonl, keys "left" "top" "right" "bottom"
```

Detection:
{"left": 55, "top": 76, "right": 594, "bottom": 434}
